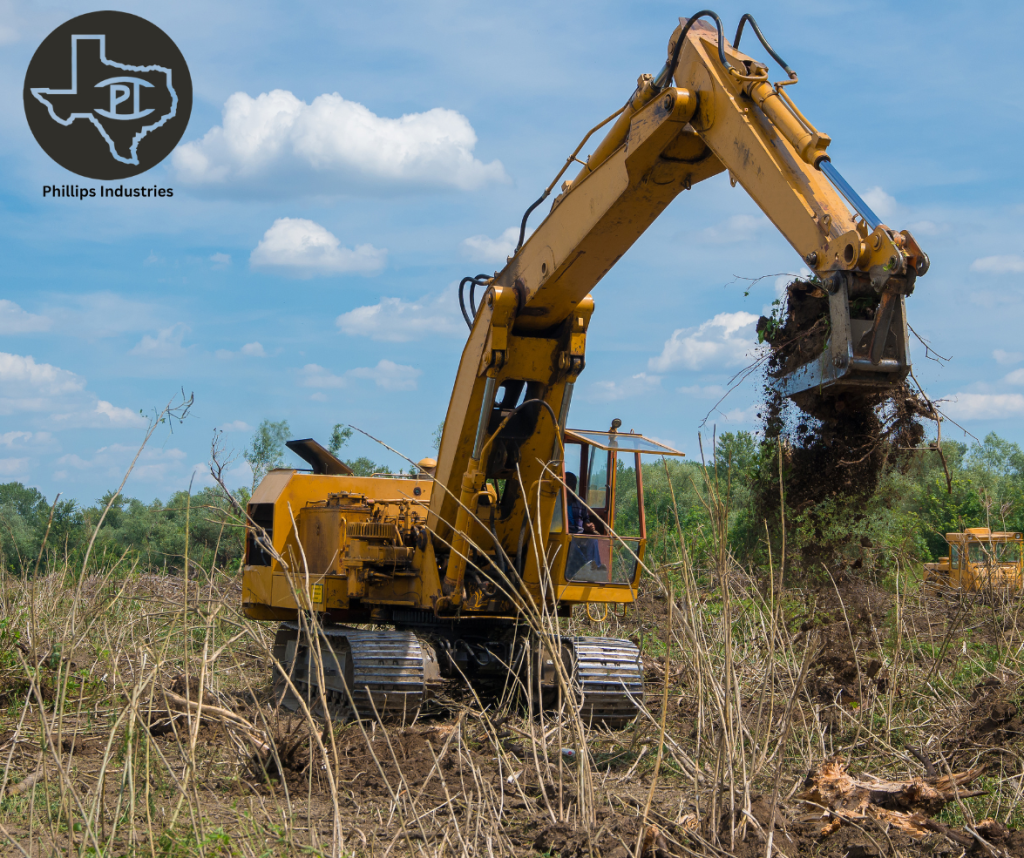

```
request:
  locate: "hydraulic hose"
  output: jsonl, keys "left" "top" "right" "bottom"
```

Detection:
{"left": 654, "top": 10, "right": 732, "bottom": 90}
{"left": 459, "top": 274, "right": 491, "bottom": 329}
{"left": 733, "top": 14, "right": 796, "bottom": 79}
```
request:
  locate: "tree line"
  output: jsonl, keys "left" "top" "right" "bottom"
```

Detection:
{"left": 615, "top": 430, "right": 1024, "bottom": 578}
{"left": 1, "top": 420, "right": 1019, "bottom": 579}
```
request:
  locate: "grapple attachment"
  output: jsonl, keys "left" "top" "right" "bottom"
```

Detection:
{"left": 778, "top": 271, "right": 915, "bottom": 402}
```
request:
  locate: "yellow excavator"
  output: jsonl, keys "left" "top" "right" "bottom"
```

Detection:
{"left": 241, "top": 11, "right": 929, "bottom": 723}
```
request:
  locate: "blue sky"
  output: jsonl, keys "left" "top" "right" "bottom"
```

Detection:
{"left": 2, "top": 0, "right": 1023, "bottom": 504}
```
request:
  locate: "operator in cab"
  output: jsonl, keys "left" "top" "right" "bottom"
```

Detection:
{"left": 565, "top": 473, "right": 596, "bottom": 535}
{"left": 565, "top": 472, "right": 603, "bottom": 578}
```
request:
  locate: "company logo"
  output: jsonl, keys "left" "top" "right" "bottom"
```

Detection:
{"left": 24, "top": 11, "right": 192, "bottom": 180}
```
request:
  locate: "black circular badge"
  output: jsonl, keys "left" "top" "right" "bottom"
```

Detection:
{"left": 24, "top": 11, "right": 192, "bottom": 180}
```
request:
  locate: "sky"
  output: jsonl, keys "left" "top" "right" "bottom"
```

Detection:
{"left": 2, "top": 0, "right": 1024, "bottom": 505}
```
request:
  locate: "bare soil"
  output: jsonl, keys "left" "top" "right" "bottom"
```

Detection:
{"left": 2, "top": 567, "right": 1024, "bottom": 857}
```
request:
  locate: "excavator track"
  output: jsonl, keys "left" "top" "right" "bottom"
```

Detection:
{"left": 272, "top": 623, "right": 437, "bottom": 722}
{"left": 563, "top": 636, "right": 644, "bottom": 727}
{"left": 271, "top": 624, "right": 641, "bottom": 727}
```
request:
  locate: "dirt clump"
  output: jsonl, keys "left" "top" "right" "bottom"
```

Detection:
{"left": 532, "top": 814, "right": 672, "bottom": 858}
{"left": 974, "top": 819, "right": 1024, "bottom": 857}
{"left": 947, "top": 678, "right": 1024, "bottom": 754}
{"left": 168, "top": 673, "right": 220, "bottom": 705}
{"left": 755, "top": 278, "right": 933, "bottom": 571}
{"left": 258, "top": 715, "right": 321, "bottom": 776}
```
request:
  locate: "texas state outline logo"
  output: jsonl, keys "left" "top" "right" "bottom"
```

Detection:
{"left": 23, "top": 11, "right": 192, "bottom": 180}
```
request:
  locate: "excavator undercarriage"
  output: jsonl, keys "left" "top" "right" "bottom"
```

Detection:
{"left": 272, "top": 623, "right": 644, "bottom": 726}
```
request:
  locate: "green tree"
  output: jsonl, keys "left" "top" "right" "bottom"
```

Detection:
{"left": 0, "top": 482, "right": 47, "bottom": 518}
{"left": 0, "top": 482, "right": 47, "bottom": 573}
{"left": 245, "top": 419, "right": 291, "bottom": 490}
{"left": 713, "top": 431, "right": 757, "bottom": 477}
{"left": 328, "top": 423, "right": 353, "bottom": 455}
{"left": 347, "top": 456, "right": 387, "bottom": 476}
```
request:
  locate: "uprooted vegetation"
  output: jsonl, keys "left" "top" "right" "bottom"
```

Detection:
{"left": 2, "top": 534, "right": 1024, "bottom": 857}
{"left": 750, "top": 277, "right": 937, "bottom": 571}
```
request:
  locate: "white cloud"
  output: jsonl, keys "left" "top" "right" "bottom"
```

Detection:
{"left": 1005, "top": 369, "right": 1024, "bottom": 385}
{"left": 0, "top": 458, "right": 29, "bottom": 479}
{"left": 301, "top": 359, "right": 421, "bottom": 391}
{"left": 970, "top": 255, "right": 1024, "bottom": 274}
{"left": 994, "top": 349, "right": 1023, "bottom": 365}
{"left": 0, "top": 431, "right": 55, "bottom": 450}
{"left": 461, "top": 227, "right": 529, "bottom": 264}
{"left": 55, "top": 444, "right": 187, "bottom": 483}
{"left": 335, "top": 290, "right": 460, "bottom": 342}
{"left": 129, "top": 324, "right": 190, "bottom": 358}
{"left": 0, "top": 300, "right": 51, "bottom": 333}
{"left": 590, "top": 373, "right": 662, "bottom": 402}
{"left": 862, "top": 186, "right": 897, "bottom": 219}
{"left": 908, "top": 220, "right": 945, "bottom": 236}
{"left": 144, "top": 251, "right": 164, "bottom": 266}
{"left": 0, "top": 351, "right": 144, "bottom": 428}
{"left": 46, "top": 292, "right": 164, "bottom": 339}
{"left": 51, "top": 401, "right": 147, "bottom": 429}
{"left": 97, "top": 401, "right": 140, "bottom": 425}
{"left": 172, "top": 89, "right": 508, "bottom": 193}
{"left": 251, "top": 218, "right": 386, "bottom": 276}
{"left": 301, "top": 364, "right": 348, "bottom": 389}
{"left": 699, "top": 214, "right": 769, "bottom": 244}
{"left": 217, "top": 420, "right": 252, "bottom": 433}
{"left": 677, "top": 384, "right": 728, "bottom": 398}
{"left": 310, "top": 392, "right": 328, "bottom": 402}
{"left": 713, "top": 405, "right": 759, "bottom": 425}
{"left": 349, "top": 359, "right": 421, "bottom": 391}
{"left": 216, "top": 341, "right": 266, "bottom": 359}
{"left": 649, "top": 312, "right": 761, "bottom": 372}
{"left": 187, "top": 459, "right": 252, "bottom": 492}
{"left": 0, "top": 353, "right": 84, "bottom": 398}
{"left": 210, "top": 252, "right": 232, "bottom": 268}
{"left": 942, "top": 393, "right": 1024, "bottom": 420}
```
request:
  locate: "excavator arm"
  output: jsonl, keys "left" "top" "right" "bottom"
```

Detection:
{"left": 430, "top": 11, "right": 928, "bottom": 610}
{"left": 498, "top": 12, "right": 926, "bottom": 376}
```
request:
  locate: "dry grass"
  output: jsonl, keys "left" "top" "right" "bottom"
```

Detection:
{"left": 1, "top": 426, "right": 1023, "bottom": 857}
{"left": 0, "top": 541, "right": 1022, "bottom": 857}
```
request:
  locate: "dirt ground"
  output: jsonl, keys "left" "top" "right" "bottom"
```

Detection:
{"left": 0, "top": 568, "right": 1023, "bottom": 857}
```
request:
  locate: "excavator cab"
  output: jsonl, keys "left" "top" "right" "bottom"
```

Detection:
{"left": 548, "top": 424, "right": 685, "bottom": 602}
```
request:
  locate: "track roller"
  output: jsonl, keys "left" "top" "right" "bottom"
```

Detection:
{"left": 272, "top": 623, "right": 440, "bottom": 722}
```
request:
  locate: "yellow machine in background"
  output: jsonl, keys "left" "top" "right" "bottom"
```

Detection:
{"left": 243, "top": 11, "right": 929, "bottom": 724}
{"left": 924, "top": 528, "right": 1024, "bottom": 595}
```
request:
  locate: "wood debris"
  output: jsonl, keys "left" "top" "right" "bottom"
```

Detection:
{"left": 796, "top": 756, "right": 986, "bottom": 842}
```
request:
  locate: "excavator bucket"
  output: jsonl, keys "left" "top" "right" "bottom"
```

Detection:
{"left": 774, "top": 274, "right": 912, "bottom": 403}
